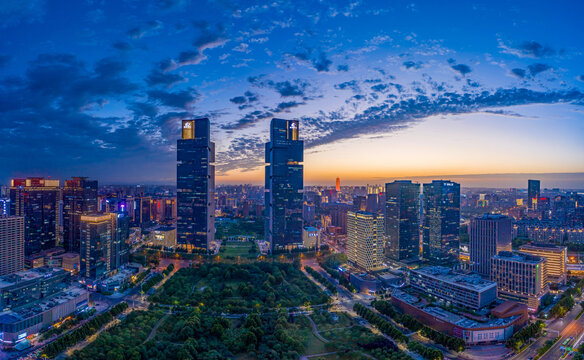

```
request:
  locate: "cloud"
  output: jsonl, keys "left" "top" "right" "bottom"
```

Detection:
{"left": 337, "top": 64, "right": 349, "bottom": 72}
{"left": 290, "top": 49, "right": 333, "bottom": 72}
{"left": 274, "top": 80, "right": 307, "bottom": 97}
{"left": 510, "top": 68, "right": 526, "bottom": 79}
{"left": 145, "top": 68, "right": 185, "bottom": 88}
{"left": 274, "top": 101, "right": 304, "bottom": 112}
{"left": 451, "top": 64, "right": 472, "bottom": 76}
{"left": 335, "top": 80, "right": 360, "bottom": 92}
{"left": 216, "top": 136, "right": 265, "bottom": 173}
{"left": 0, "top": 0, "right": 46, "bottom": 28}
{"left": 313, "top": 52, "right": 332, "bottom": 72}
{"left": 147, "top": 88, "right": 200, "bottom": 109}
{"left": 402, "top": 60, "right": 422, "bottom": 70}
{"left": 220, "top": 110, "right": 272, "bottom": 130}
{"left": 498, "top": 39, "right": 557, "bottom": 58}
{"left": 112, "top": 41, "right": 134, "bottom": 51}
{"left": 577, "top": 75, "right": 584, "bottom": 83}
{"left": 527, "top": 63, "right": 551, "bottom": 76}
{"left": 155, "top": 0, "right": 190, "bottom": 10}
{"left": 127, "top": 20, "right": 163, "bottom": 39}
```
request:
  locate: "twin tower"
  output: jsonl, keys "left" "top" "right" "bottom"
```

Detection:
{"left": 176, "top": 118, "right": 303, "bottom": 253}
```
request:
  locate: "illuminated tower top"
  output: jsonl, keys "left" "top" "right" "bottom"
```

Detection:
{"left": 336, "top": 177, "right": 340, "bottom": 192}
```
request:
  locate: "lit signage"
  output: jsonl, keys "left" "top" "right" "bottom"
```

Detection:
{"left": 182, "top": 120, "right": 195, "bottom": 139}
{"left": 287, "top": 120, "right": 299, "bottom": 140}
{"left": 18, "top": 333, "right": 27, "bottom": 340}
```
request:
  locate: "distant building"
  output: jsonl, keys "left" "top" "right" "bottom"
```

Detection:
{"left": 80, "top": 213, "right": 117, "bottom": 279}
{"left": 336, "top": 177, "right": 340, "bottom": 192}
{"left": 177, "top": 118, "right": 215, "bottom": 251}
{"left": 385, "top": 180, "right": 420, "bottom": 261}
{"left": 0, "top": 216, "right": 24, "bottom": 276}
{"left": 148, "top": 226, "right": 177, "bottom": 248}
{"left": 422, "top": 180, "right": 460, "bottom": 261}
{"left": 527, "top": 179, "right": 540, "bottom": 211}
{"left": 518, "top": 243, "right": 567, "bottom": 284}
{"left": 9, "top": 178, "right": 60, "bottom": 256}
{"left": 347, "top": 211, "right": 385, "bottom": 271}
{"left": 265, "top": 118, "right": 304, "bottom": 252}
{"left": 302, "top": 226, "right": 320, "bottom": 248}
{"left": 470, "top": 214, "right": 512, "bottom": 277}
{"left": 410, "top": 266, "right": 497, "bottom": 310}
{"left": 491, "top": 251, "right": 548, "bottom": 311}
{"left": 62, "top": 177, "right": 98, "bottom": 253}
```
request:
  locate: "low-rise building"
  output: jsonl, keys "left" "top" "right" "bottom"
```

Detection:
{"left": 148, "top": 226, "right": 177, "bottom": 248}
{"left": 302, "top": 226, "right": 320, "bottom": 248}
{"left": 410, "top": 266, "right": 497, "bottom": 310}
{"left": 391, "top": 289, "right": 527, "bottom": 345}
{"left": 0, "top": 267, "right": 70, "bottom": 311}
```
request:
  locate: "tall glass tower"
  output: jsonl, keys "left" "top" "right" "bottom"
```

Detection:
{"left": 177, "top": 118, "right": 215, "bottom": 251}
{"left": 63, "top": 177, "right": 98, "bottom": 253}
{"left": 527, "top": 179, "right": 540, "bottom": 211}
{"left": 265, "top": 118, "right": 303, "bottom": 252}
{"left": 422, "top": 180, "right": 460, "bottom": 261}
{"left": 385, "top": 180, "right": 420, "bottom": 261}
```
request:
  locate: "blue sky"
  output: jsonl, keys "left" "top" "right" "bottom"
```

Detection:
{"left": 1, "top": 0, "right": 583, "bottom": 186}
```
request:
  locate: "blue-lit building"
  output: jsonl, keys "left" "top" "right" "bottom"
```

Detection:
{"left": 422, "top": 180, "right": 460, "bottom": 261}
{"left": 385, "top": 180, "right": 420, "bottom": 261}
{"left": 265, "top": 118, "right": 303, "bottom": 252}
{"left": 63, "top": 177, "right": 98, "bottom": 253}
{"left": 177, "top": 119, "right": 215, "bottom": 251}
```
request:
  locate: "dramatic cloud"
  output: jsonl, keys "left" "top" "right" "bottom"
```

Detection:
{"left": 510, "top": 68, "right": 526, "bottom": 79}
{"left": 147, "top": 87, "right": 200, "bottom": 109}
{"left": 221, "top": 110, "right": 272, "bottom": 130}
{"left": 145, "top": 68, "right": 185, "bottom": 88}
{"left": 451, "top": 64, "right": 472, "bottom": 76}
{"left": 528, "top": 63, "right": 551, "bottom": 76}
{"left": 313, "top": 52, "right": 332, "bottom": 72}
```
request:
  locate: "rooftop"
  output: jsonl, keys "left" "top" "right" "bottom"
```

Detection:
{"left": 0, "top": 267, "right": 67, "bottom": 290}
{"left": 519, "top": 243, "right": 567, "bottom": 253}
{"left": 493, "top": 251, "right": 545, "bottom": 264}
{"left": 412, "top": 266, "right": 497, "bottom": 292}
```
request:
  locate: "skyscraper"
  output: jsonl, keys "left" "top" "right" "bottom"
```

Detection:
{"left": 470, "top": 214, "right": 512, "bottom": 277}
{"left": 177, "top": 118, "right": 215, "bottom": 251}
{"left": 63, "top": 177, "right": 98, "bottom": 253}
{"left": 336, "top": 177, "right": 340, "bottom": 192}
{"left": 9, "top": 178, "right": 60, "bottom": 256}
{"left": 347, "top": 211, "right": 385, "bottom": 271}
{"left": 527, "top": 179, "right": 540, "bottom": 211}
{"left": 265, "top": 118, "right": 303, "bottom": 252}
{"left": 422, "top": 180, "right": 460, "bottom": 261}
{"left": 385, "top": 180, "right": 420, "bottom": 261}
{"left": 0, "top": 216, "right": 24, "bottom": 276}
{"left": 80, "top": 213, "right": 117, "bottom": 279}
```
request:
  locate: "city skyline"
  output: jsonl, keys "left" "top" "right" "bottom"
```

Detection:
{"left": 1, "top": 1, "right": 583, "bottom": 186}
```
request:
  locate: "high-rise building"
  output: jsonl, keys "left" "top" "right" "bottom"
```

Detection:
{"left": 177, "top": 118, "right": 215, "bottom": 251}
{"left": 0, "top": 216, "right": 25, "bottom": 276}
{"left": 470, "top": 214, "right": 512, "bottom": 277}
{"left": 491, "top": 251, "right": 548, "bottom": 311}
{"left": 336, "top": 177, "right": 341, "bottom": 192}
{"left": 132, "top": 196, "right": 152, "bottom": 226}
{"left": 62, "top": 177, "right": 98, "bottom": 253}
{"left": 9, "top": 178, "right": 61, "bottom": 256}
{"left": 518, "top": 243, "right": 567, "bottom": 284}
{"left": 528, "top": 179, "right": 541, "bottom": 211}
{"left": 385, "top": 180, "right": 420, "bottom": 261}
{"left": 265, "top": 118, "right": 303, "bottom": 252}
{"left": 422, "top": 180, "right": 460, "bottom": 261}
{"left": 347, "top": 211, "right": 385, "bottom": 271}
{"left": 80, "top": 213, "right": 117, "bottom": 279}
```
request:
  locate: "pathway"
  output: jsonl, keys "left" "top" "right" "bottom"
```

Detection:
{"left": 306, "top": 315, "right": 329, "bottom": 343}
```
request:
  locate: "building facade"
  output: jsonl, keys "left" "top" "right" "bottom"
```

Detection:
{"left": 491, "top": 251, "right": 548, "bottom": 311}
{"left": 470, "top": 214, "right": 512, "bottom": 277}
{"left": 0, "top": 216, "right": 24, "bottom": 276}
{"left": 385, "top": 180, "right": 420, "bottom": 261}
{"left": 265, "top": 118, "right": 304, "bottom": 252}
{"left": 422, "top": 180, "right": 460, "bottom": 261}
{"left": 177, "top": 118, "right": 215, "bottom": 251}
{"left": 62, "top": 177, "right": 98, "bottom": 253}
{"left": 80, "top": 213, "right": 117, "bottom": 279}
{"left": 410, "top": 266, "right": 497, "bottom": 309}
{"left": 527, "top": 179, "right": 540, "bottom": 211}
{"left": 518, "top": 243, "right": 567, "bottom": 284}
{"left": 9, "top": 178, "right": 60, "bottom": 256}
{"left": 347, "top": 211, "right": 385, "bottom": 271}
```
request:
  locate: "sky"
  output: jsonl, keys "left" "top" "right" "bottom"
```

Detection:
{"left": 1, "top": 0, "right": 583, "bottom": 188}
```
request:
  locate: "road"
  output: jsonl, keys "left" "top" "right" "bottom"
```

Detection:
{"left": 513, "top": 298, "right": 583, "bottom": 360}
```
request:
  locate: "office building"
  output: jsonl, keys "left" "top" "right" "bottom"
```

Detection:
{"left": 470, "top": 214, "right": 512, "bottom": 277}
{"left": 177, "top": 118, "right": 215, "bottom": 251}
{"left": 385, "top": 180, "right": 420, "bottom": 261}
{"left": 347, "top": 211, "right": 385, "bottom": 271}
{"left": 302, "top": 226, "right": 320, "bottom": 249}
{"left": 0, "top": 267, "right": 70, "bottom": 311}
{"left": 491, "top": 251, "right": 548, "bottom": 311}
{"left": 265, "top": 118, "right": 304, "bottom": 252}
{"left": 9, "top": 178, "right": 60, "bottom": 256}
{"left": 527, "top": 179, "right": 540, "bottom": 211}
{"left": 80, "top": 213, "right": 117, "bottom": 279}
{"left": 410, "top": 266, "right": 497, "bottom": 310}
{"left": 0, "top": 216, "right": 25, "bottom": 276}
{"left": 518, "top": 243, "right": 567, "bottom": 284}
{"left": 422, "top": 180, "right": 460, "bottom": 261}
{"left": 62, "top": 177, "right": 98, "bottom": 253}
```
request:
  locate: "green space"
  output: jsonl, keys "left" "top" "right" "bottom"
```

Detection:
{"left": 150, "top": 262, "right": 330, "bottom": 312}
{"left": 215, "top": 218, "right": 264, "bottom": 240}
{"left": 219, "top": 240, "right": 259, "bottom": 258}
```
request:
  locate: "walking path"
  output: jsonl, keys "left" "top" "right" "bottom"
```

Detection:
{"left": 306, "top": 315, "right": 329, "bottom": 343}
{"left": 142, "top": 311, "right": 171, "bottom": 344}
